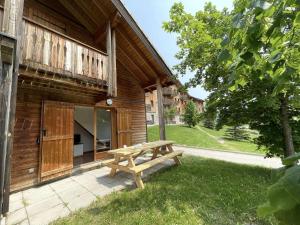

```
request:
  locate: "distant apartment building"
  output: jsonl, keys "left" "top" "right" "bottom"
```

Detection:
{"left": 145, "top": 84, "right": 204, "bottom": 125}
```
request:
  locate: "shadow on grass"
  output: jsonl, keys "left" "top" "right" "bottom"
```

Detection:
{"left": 80, "top": 157, "right": 276, "bottom": 225}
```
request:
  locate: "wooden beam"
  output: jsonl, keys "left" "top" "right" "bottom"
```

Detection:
{"left": 111, "top": 12, "right": 122, "bottom": 28}
{"left": 156, "top": 78, "right": 166, "bottom": 141}
{"left": 92, "top": 0, "right": 110, "bottom": 19}
{"left": 116, "top": 58, "right": 145, "bottom": 87}
{"left": 111, "top": 0, "right": 173, "bottom": 78}
{"left": 94, "top": 12, "right": 122, "bottom": 45}
{"left": 106, "top": 21, "right": 113, "bottom": 96}
{"left": 117, "top": 45, "right": 151, "bottom": 83}
{"left": 111, "top": 29, "right": 117, "bottom": 97}
{"left": 117, "top": 27, "right": 159, "bottom": 79}
{"left": 58, "top": 0, "right": 96, "bottom": 33}
{"left": 94, "top": 23, "right": 107, "bottom": 45}
{"left": 0, "top": 0, "right": 24, "bottom": 215}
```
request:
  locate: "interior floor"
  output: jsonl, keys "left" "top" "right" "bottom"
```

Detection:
{"left": 73, "top": 151, "right": 94, "bottom": 167}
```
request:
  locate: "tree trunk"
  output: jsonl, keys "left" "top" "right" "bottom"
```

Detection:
{"left": 280, "top": 95, "right": 295, "bottom": 157}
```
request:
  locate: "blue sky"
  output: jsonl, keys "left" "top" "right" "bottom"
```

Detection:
{"left": 121, "top": 0, "right": 233, "bottom": 100}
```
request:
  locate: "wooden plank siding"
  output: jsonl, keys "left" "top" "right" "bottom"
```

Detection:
{"left": 11, "top": 61, "right": 147, "bottom": 192}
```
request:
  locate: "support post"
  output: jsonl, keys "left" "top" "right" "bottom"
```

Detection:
{"left": 156, "top": 78, "right": 166, "bottom": 140}
{"left": 111, "top": 29, "right": 117, "bottom": 97}
{"left": 106, "top": 21, "right": 112, "bottom": 96}
{"left": 0, "top": 0, "right": 24, "bottom": 216}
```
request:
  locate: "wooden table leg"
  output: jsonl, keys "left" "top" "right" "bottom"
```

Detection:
{"left": 167, "top": 144, "right": 182, "bottom": 165}
{"left": 109, "top": 155, "right": 120, "bottom": 177}
{"left": 134, "top": 172, "right": 144, "bottom": 189}
{"left": 151, "top": 147, "right": 159, "bottom": 160}
{"left": 128, "top": 156, "right": 144, "bottom": 188}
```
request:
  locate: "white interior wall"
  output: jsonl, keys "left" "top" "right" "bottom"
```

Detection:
{"left": 74, "top": 106, "right": 94, "bottom": 152}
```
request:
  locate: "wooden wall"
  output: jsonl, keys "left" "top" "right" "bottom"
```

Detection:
{"left": 11, "top": 62, "right": 147, "bottom": 192}
{"left": 23, "top": 0, "right": 101, "bottom": 50}
{"left": 96, "top": 62, "right": 147, "bottom": 145}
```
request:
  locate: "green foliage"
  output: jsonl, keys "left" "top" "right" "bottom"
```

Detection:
{"left": 224, "top": 126, "right": 250, "bottom": 141}
{"left": 164, "top": 106, "right": 177, "bottom": 124}
{"left": 203, "top": 117, "right": 215, "bottom": 129}
{"left": 163, "top": 0, "right": 300, "bottom": 157}
{"left": 258, "top": 153, "right": 300, "bottom": 225}
{"left": 182, "top": 101, "right": 201, "bottom": 127}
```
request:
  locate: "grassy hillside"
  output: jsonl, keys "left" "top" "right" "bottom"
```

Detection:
{"left": 147, "top": 125, "right": 264, "bottom": 154}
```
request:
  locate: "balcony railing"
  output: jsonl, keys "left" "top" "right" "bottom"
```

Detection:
{"left": 20, "top": 19, "right": 109, "bottom": 84}
{"left": 163, "top": 97, "right": 173, "bottom": 106}
{"left": 180, "top": 94, "right": 189, "bottom": 101}
{"left": 163, "top": 87, "right": 176, "bottom": 96}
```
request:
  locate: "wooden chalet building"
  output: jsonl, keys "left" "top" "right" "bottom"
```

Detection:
{"left": 0, "top": 0, "right": 173, "bottom": 215}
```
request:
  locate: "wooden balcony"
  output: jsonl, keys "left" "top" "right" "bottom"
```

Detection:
{"left": 163, "top": 97, "right": 173, "bottom": 106}
{"left": 20, "top": 19, "right": 109, "bottom": 86}
{"left": 180, "top": 94, "right": 189, "bottom": 101}
{"left": 162, "top": 87, "right": 176, "bottom": 96}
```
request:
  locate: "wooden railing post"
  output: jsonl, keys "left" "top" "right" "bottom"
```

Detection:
{"left": 156, "top": 78, "right": 166, "bottom": 140}
{"left": 106, "top": 21, "right": 113, "bottom": 96}
{"left": 111, "top": 28, "right": 117, "bottom": 97}
{"left": 0, "top": 0, "right": 24, "bottom": 216}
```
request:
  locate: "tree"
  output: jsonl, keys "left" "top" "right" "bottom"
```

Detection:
{"left": 224, "top": 126, "right": 250, "bottom": 141}
{"left": 163, "top": 1, "right": 300, "bottom": 158}
{"left": 219, "top": 0, "right": 300, "bottom": 157}
{"left": 164, "top": 106, "right": 177, "bottom": 124}
{"left": 182, "top": 101, "right": 201, "bottom": 127}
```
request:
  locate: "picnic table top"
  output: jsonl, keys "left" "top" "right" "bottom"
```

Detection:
{"left": 107, "top": 140, "right": 174, "bottom": 156}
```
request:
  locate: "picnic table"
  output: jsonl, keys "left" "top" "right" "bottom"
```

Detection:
{"left": 104, "top": 140, "right": 183, "bottom": 189}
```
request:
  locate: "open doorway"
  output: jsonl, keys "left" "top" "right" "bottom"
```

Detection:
{"left": 95, "top": 108, "right": 113, "bottom": 159}
{"left": 73, "top": 106, "right": 94, "bottom": 166}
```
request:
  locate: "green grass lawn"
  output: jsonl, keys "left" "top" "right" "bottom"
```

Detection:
{"left": 52, "top": 157, "right": 276, "bottom": 225}
{"left": 148, "top": 125, "right": 265, "bottom": 154}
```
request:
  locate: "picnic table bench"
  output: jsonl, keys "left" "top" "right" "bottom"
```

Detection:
{"left": 104, "top": 140, "right": 183, "bottom": 189}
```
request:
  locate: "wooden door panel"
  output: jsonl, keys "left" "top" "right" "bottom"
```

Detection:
{"left": 40, "top": 101, "right": 74, "bottom": 182}
{"left": 117, "top": 108, "right": 132, "bottom": 148}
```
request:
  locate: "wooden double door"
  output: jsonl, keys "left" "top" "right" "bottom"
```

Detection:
{"left": 40, "top": 101, "right": 132, "bottom": 182}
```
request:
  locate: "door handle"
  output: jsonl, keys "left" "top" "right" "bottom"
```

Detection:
{"left": 42, "top": 129, "right": 47, "bottom": 136}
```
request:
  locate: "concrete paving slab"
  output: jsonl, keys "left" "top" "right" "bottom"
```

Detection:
{"left": 18, "top": 219, "right": 30, "bottom": 225}
{"left": 56, "top": 185, "right": 88, "bottom": 203}
{"left": 9, "top": 192, "right": 22, "bottom": 204}
{"left": 6, "top": 208, "right": 27, "bottom": 225}
{"left": 29, "top": 204, "right": 70, "bottom": 225}
{"left": 26, "top": 195, "right": 62, "bottom": 217}
{"left": 88, "top": 184, "right": 114, "bottom": 197}
{"left": 23, "top": 185, "right": 56, "bottom": 206}
{"left": 49, "top": 178, "right": 77, "bottom": 193}
{"left": 8, "top": 198, "right": 24, "bottom": 213}
{"left": 67, "top": 192, "right": 97, "bottom": 212}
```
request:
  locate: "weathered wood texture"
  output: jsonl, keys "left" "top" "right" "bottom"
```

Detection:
{"left": 117, "top": 108, "right": 132, "bottom": 148}
{"left": 11, "top": 61, "right": 147, "bottom": 191}
{"left": 0, "top": 0, "right": 24, "bottom": 215}
{"left": 106, "top": 141, "right": 182, "bottom": 189}
{"left": 21, "top": 20, "right": 109, "bottom": 84}
{"left": 10, "top": 83, "right": 102, "bottom": 191}
{"left": 40, "top": 101, "right": 74, "bottom": 182}
{"left": 156, "top": 79, "right": 166, "bottom": 140}
{"left": 96, "top": 61, "right": 147, "bottom": 146}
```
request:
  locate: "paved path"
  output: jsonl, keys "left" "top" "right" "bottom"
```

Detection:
{"left": 174, "top": 145, "right": 283, "bottom": 169}
{"left": 6, "top": 158, "right": 174, "bottom": 225}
